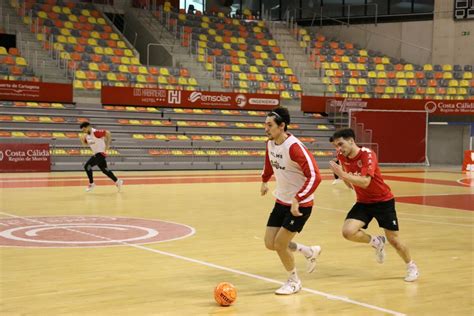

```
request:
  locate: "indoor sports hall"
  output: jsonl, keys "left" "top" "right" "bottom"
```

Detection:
{"left": 0, "top": 0, "right": 473, "bottom": 315}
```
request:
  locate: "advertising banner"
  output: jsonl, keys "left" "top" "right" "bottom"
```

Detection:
{"left": 101, "top": 86, "right": 280, "bottom": 110}
{"left": 301, "top": 95, "right": 474, "bottom": 116}
{"left": 0, "top": 143, "right": 50, "bottom": 172}
{"left": 0, "top": 80, "right": 73, "bottom": 103}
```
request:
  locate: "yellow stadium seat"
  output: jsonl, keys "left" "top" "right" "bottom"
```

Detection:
{"left": 356, "top": 64, "right": 366, "bottom": 71}
{"left": 395, "top": 87, "right": 405, "bottom": 94}
{"left": 107, "top": 73, "right": 117, "bottom": 81}
{"left": 121, "top": 57, "right": 131, "bottom": 64}
{"left": 457, "top": 88, "right": 467, "bottom": 95}
{"left": 346, "top": 86, "right": 356, "bottom": 93}
{"left": 88, "top": 17, "right": 97, "bottom": 24}
{"left": 124, "top": 49, "right": 134, "bottom": 57}
{"left": 94, "top": 46, "right": 104, "bottom": 55}
{"left": 97, "top": 18, "right": 106, "bottom": 25}
{"left": 62, "top": 7, "right": 71, "bottom": 15}
{"left": 267, "top": 67, "right": 276, "bottom": 74}
{"left": 111, "top": 33, "right": 120, "bottom": 41}
{"left": 385, "top": 87, "right": 394, "bottom": 94}
{"left": 231, "top": 65, "right": 241, "bottom": 72}
{"left": 404, "top": 64, "right": 414, "bottom": 71}
{"left": 284, "top": 68, "right": 293, "bottom": 75}
{"left": 281, "top": 91, "right": 291, "bottom": 99}
{"left": 137, "top": 75, "right": 147, "bottom": 83}
{"left": 368, "top": 71, "right": 377, "bottom": 78}
{"left": 396, "top": 71, "right": 405, "bottom": 79}
{"left": 238, "top": 73, "right": 248, "bottom": 81}
{"left": 131, "top": 58, "right": 140, "bottom": 65}
{"left": 460, "top": 80, "right": 469, "bottom": 87}
{"left": 358, "top": 78, "right": 367, "bottom": 85}
{"left": 222, "top": 43, "right": 231, "bottom": 50}
{"left": 118, "top": 65, "right": 129, "bottom": 73}
{"left": 377, "top": 72, "right": 387, "bottom": 78}
{"left": 239, "top": 81, "right": 248, "bottom": 89}
{"left": 57, "top": 35, "right": 67, "bottom": 44}
{"left": 359, "top": 50, "right": 368, "bottom": 57}
{"left": 442, "top": 64, "right": 452, "bottom": 71}
{"left": 38, "top": 11, "right": 48, "bottom": 19}
{"left": 205, "top": 63, "right": 213, "bottom": 71}
{"left": 60, "top": 28, "right": 71, "bottom": 36}
{"left": 158, "top": 76, "right": 168, "bottom": 84}
{"left": 375, "top": 64, "right": 385, "bottom": 71}
{"left": 423, "top": 64, "right": 433, "bottom": 71}
{"left": 268, "top": 82, "right": 277, "bottom": 90}
{"left": 448, "top": 79, "right": 459, "bottom": 87}
{"left": 178, "top": 77, "right": 188, "bottom": 85}
{"left": 463, "top": 72, "right": 473, "bottom": 79}
{"left": 87, "top": 38, "right": 98, "bottom": 46}
{"left": 14, "top": 57, "right": 26, "bottom": 66}
{"left": 60, "top": 52, "right": 70, "bottom": 60}
{"left": 238, "top": 58, "right": 247, "bottom": 65}
{"left": 447, "top": 87, "right": 457, "bottom": 95}
{"left": 94, "top": 81, "right": 101, "bottom": 90}
{"left": 398, "top": 79, "right": 407, "bottom": 86}
{"left": 293, "top": 84, "right": 302, "bottom": 91}
{"left": 256, "top": 74, "right": 265, "bottom": 81}
{"left": 138, "top": 66, "right": 148, "bottom": 74}
{"left": 188, "top": 78, "right": 198, "bottom": 86}
{"left": 443, "top": 72, "right": 453, "bottom": 80}
{"left": 68, "top": 14, "right": 78, "bottom": 22}
{"left": 74, "top": 80, "right": 84, "bottom": 89}
{"left": 75, "top": 70, "right": 86, "bottom": 80}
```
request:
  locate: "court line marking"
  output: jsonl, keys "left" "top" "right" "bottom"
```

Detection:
{"left": 317, "top": 206, "right": 474, "bottom": 228}
{"left": 456, "top": 177, "right": 474, "bottom": 187}
{"left": 0, "top": 210, "right": 405, "bottom": 316}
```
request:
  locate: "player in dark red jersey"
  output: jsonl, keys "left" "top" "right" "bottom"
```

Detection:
{"left": 329, "top": 128, "right": 418, "bottom": 282}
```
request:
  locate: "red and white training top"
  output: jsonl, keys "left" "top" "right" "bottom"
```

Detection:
{"left": 85, "top": 128, "right": 107, "bottom": 155}
{"left": 262, "top": 134, "right": 321, "bottom": 207}
{"left": 337, "top": 147, "right": 394, "bottom": 203}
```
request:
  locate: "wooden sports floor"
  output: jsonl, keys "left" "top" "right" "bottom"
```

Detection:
{"left": 0, "top": 168, "right": 473, "bottom": 315}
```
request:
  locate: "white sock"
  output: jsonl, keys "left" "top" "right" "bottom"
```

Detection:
{"left": 370, "top": 236, "right": 381, "bottom": 248}
{"left": 407, "top": 260, "right": 416, "bottom": 267}
{"left": 288, "top": 268, "right": 299, "bottom": 282}
{"left": 295, "top": 243, "right": 313, "bottom": 257}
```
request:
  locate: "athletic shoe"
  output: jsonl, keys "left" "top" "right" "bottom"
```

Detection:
{"left": 85, "top": 183, "right": 96, "bottom": 192}
{"left": 405, "top": 262, "right": 419, "bottom": 282}
{"left": 332, "top": 179, "right": 342, "bottom": 185}
{"left": 306, "top": 245, "right": 322, "bottom": 273}
{"left": 373, "top": 236, "right": 386, "bottom": 264}
{"left": 275, "top": 279, "right": 302, "bottom": 295}
{"left": 116, "top": 179, "right": 123, "bottom": 192}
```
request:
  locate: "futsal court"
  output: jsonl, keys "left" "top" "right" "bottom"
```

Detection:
{"left": 0, "top": 167, "right": 472, "bottom": 315}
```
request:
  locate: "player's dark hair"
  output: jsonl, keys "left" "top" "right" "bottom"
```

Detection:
{"left": 267, "top": 106, "right": 290, "bottom": 131}
{"left": 332, "top": 128, "right": 356, "bottom": 141}
{"left": 79, "top": 122, "right": 90, "bottom": 129}
{"left": 329, "top": 136, "right": 334, "bottom": 142}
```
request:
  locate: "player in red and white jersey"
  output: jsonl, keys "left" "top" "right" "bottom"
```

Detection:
{"left": 80, "top": 122, "right": 123, "bottom": 192}
{"left": 261, "top": 106, "right": 322, "bottom": 295}
{"left": 329, "top": 128, "right": 418, "bottom": 282}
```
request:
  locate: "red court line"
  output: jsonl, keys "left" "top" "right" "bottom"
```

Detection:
{"left": 397, "top": 194, "right": 474, "bottom": 211}
{"left": 383, "top": 175, "right": 465, "bottom": 187}
{"left": 0, "top": 175, "right": 332, "bottom": 188}
{"left": 0, "top": 170, "right": 460, "bottom": 182}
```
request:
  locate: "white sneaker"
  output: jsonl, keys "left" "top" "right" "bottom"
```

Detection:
{"left": 373, "top": 236, "right": 386, "bottom": 264}
{"left": 115, "top": 179, "right": 123, "bottom": 192}
{"left": 306, "top": 245, "right": 322, "bottom": 273}
{"left": 405, "top": 262, "right": 419, "bottom": 282}
{"left": 85, "top": 183, "right": 95, "bottom": 192}
{"left": 275, "top": 279, "right": 302, "bottom": 295}
{"left": 332, "top": 179, "right": 341, "bottom": 185}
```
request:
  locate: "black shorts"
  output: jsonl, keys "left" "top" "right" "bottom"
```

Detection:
{"left": 267, "top": 202, "right": 312, "bottom": 233}
{"left": 346, "top": 198, "right": 399, "bottom": 231}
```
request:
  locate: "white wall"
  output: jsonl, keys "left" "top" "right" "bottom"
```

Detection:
{"left": 432, "top": 0, "right": 474, "bottom": 65}
{"left": 309, "top": 2, "right": 474, "bottom": 66}
{"left": 310, "top": 20, "right": 433, "bottom": 65}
